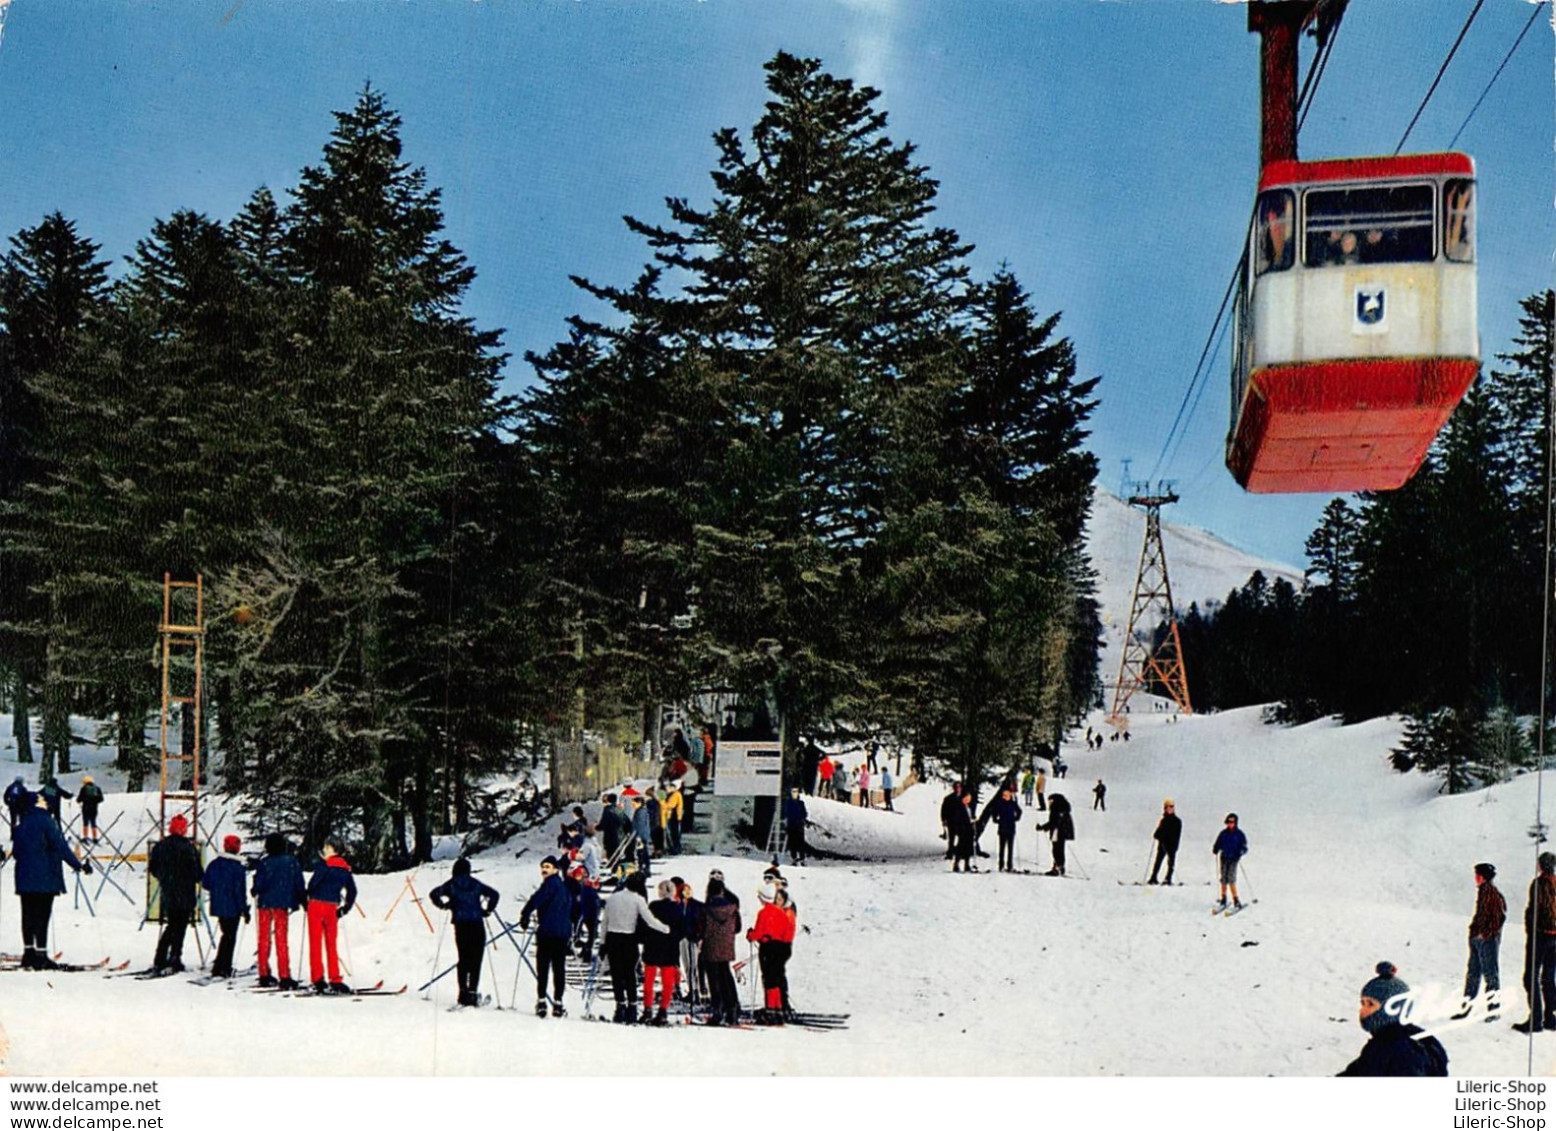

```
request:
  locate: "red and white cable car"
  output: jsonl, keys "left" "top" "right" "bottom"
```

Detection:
{"left": 1226, "top": 2, "right": 1478, "bottom": 494}
{"left": 1227, "top": 153, "right": 1478, "bottom": 493}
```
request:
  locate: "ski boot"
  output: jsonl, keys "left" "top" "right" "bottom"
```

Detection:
{"left": 535, "top": 998, "right": 549, "bottom": 1018}
{"left": 278, "top": 977, "right": 301, "bottom": 991}
{"left": 311, "top": 980, "right": 328, "bottom": 995}
{"left": 550, "top": 998, "right": 566, "bottom": 1019}
{"left": 326, "top": 981, "right": 353, "bottom": 995}
{"left": 257, "top": 975, "right": 279, "bottom": 989}
{"left": 624, "top": 1003, "right": 639, "bottom": 1025}
{"left": 651, "top": 1007, "right": 668, "bottom": 1027}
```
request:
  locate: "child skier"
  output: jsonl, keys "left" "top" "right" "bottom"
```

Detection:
{"left": 1212, "top": 813, "right": 1249, "bottom": 910}
{"left": 642, "top": 879, "right": 687, "bottom": 1025}
{"left": 305, "top": 838, "right": 357, "bottom": 993}
{"left": 431, "top": 856, "right": 500, "bottom": 1008}
{"left": 202, "top": 834, "right": 250, "bottom": 978}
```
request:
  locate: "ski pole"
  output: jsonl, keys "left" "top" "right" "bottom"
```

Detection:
{"left": 1143, "top": 840, "right": 1156, "bottom": 884}
{"left": 422, "top": 917, "right": 448, "bottom": 999}
{"left": 748, "top": 939, "right": 757, "bottom": 1012}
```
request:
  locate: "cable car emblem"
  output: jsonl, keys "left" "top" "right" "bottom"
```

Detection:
{"left": 1355, "top": 287, "right": 1386, "bottom": 328}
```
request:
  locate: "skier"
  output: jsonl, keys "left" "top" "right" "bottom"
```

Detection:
{"left": 947, "top": 790, "right": 977, "bottom": 873}
{"left": 75, "top": 776, "right": 104, "bottom": 842}
{"left": 817, "top": 756, "right": 836, "bottom": 799}
{"left": 517, "top": 855, "right": 571, "bottom": 1016}
{"left": 663, "top": 780, "right": 685, "bottom": 856}
{"left": 1212, "top": 813, "right": 1248, "bottom": 911}
{"left": 783, "top": 788, "right": 809, "bottom": 866}
{"left": 304, "top": 837, "right": 357, "bottom": 994}
{"left": 857, "top": 764, "right": 871, "bottom": 808}
{"left": 431, "top": 856, "right": 500, "bottom": 1009}
{"left": 939, "top": 783, "right": 965, "bottom": 860}
{"left": 1514, "top": 852, "right": 1556, "bottom": 1033}
{"left": 597, "top": 793, "right": 626, "bottom": 870}
{"left": 880, "top": 765, "right": 895, "bottom": 812}
{"left": 630, "top": 793, "right": 654, "bottom": 878}
{"left": 1034, "top": 766, "right": 1047, "bottom": 812}
{"left": 747, "top": 885, "right": 798, "bottom": 1023}
{"left": 567, "top": 856, "right": 601, "bottom": 956}
{"left": 4, "top": 776, "right": 27, "bottom": 834}
{"left": 37, "top": 778, "right": 63, "bottom": 827}
{"left": 701, "top": 874, "right": 742, "bottom": 1026}
{"left": 1037, "top": 793, "right": 1075, "bottom": 876}
{"left": 1020, "top": 768, "right": 1035, "bottom": 809}
{"left": 1337, "top": 962, "right": 1448, "bottom": 1076}
{"left": 672, "top": 875, "right": 705, "bottom": 1006}
{"left": 148, "top": 813, "right": 202, "bottom": 974}
{"left": 1454, "top": 862, "right": 1505, "bottom": 1019}
{"left": 1092, "top": 779, "right": 1107, "bottom": 811}
{"left": 1148, "top": 799, "right": 1181, "bottom": 885}
{"left": 987, "top": 786, "right": 1023, "bottom": 873}
{"left": 642, "top": 879, "right": 687, "bottom": 1025}
{"left": 252, "top": 832, "right": 305, "bottom": 989}
{"left": 10, "top": 791, "right": 88, "bottom": 968}
{"left": 645, "top": 786, "right": 665, "bottom": 857}
{"left": 601, "top": 870, "right": 668, "bottom": 1023}
{"left": 202, "top": 834, "right": 250, "bottom": 979}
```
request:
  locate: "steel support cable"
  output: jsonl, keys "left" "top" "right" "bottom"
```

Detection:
{"left": 1296, "top": 12, "right": 1344, "bottom": 134}
{"left": 1147, "top": 251, "right": 1243, "bottom": 483}
{"left": 1449, "top": 2, "right": 1547, "bottom": 149}
{"left": 1394, "top": 0, "right": 1487, "bottom": 155}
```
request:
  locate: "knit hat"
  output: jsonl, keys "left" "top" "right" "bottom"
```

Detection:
{"left": 1359, "top": 962, "right": 1410, "bottom": 1033}
{"left": 540, "top": 855, "right": 560, "bottom": 870}
{"left": 82, "top": 775, "right": 93, "bottom": 784}
{"left": 1541, "top": 852, "right": 1556, "bottom": 875}
{"left": 656, "top": 879, "right": 676, "bottom": 899}
{"left": 223, "top": 834, "right": 242, "bottom": 854}
{"left": 168, "top": 814, "right": 189, "bottom": 835}
{"left": 265, "top": 832, "right": 286, "bottom": 855}
{"left": 453, "top": 857, "right": 472, "bottom": 876}
{"left": 1475, "top": 862, "right": 1496, "bottom": 882}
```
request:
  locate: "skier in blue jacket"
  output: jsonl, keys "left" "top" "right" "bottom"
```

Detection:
{"left": 1212, "top": 813, "right": 1249, "bottom": 910}
{"left": 519, "top": 855, "right": 573, "bottom": 1017}
{"left": 202, "top": 835, "right": 250, "bottom": 978}
{"left": 11, "top": 793, "right": 88, "bottom": 968}
{"left": 431, "top": 856, "right": 499, "bottom": 1008}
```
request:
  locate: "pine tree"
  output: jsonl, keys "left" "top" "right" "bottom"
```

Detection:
{"left": 0, "top": 214, "right": 111, "bottom": 772}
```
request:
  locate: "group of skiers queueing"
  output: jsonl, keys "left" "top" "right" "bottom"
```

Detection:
{"left": 2, "top": 785, "right": 360, "bottom": 993}
{"left": 142, "top": 823, "right": 359, "bottom": 992}
{"left": 453, "top": 842, "right": 799, "bottom": 1026}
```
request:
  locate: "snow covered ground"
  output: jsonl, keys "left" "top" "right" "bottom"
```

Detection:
{"left": 2, "top": 702, "right": 1552, "bottom": 1079}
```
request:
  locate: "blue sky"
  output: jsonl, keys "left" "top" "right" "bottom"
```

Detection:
{"left": 0, "top": 0, "right": 1548, "bottom": 567}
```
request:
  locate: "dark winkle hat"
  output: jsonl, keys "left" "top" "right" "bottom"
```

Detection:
{"left": 1475, "top": 862, "right": 1496, "bottom": 881}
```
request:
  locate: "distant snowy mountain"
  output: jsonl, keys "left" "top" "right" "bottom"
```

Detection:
{"left": 1085, "top": 486, "right": 1304, "bottom": 650}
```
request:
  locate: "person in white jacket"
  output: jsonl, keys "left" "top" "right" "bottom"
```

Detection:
{"left": 601, "top": 871, "right": 668, "bottom": 1023}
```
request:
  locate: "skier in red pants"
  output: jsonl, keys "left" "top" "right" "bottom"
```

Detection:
{"left": 305, "top": 838, "right": 357, "bottom": 994}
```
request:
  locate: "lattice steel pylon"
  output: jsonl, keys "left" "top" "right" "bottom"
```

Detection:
{"left": 158, "top": 574, "right": 204, "bottom": 842}
{"left": 1109, "top": 485, "right": 1192, "bottom": 725}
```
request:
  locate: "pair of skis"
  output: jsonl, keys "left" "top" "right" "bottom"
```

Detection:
{"left": 1212, "top": 899, "right": 1256, "bottom": 917}
{"left": 251, "top": 978, "right": 407, "bottom": 997}
{"left": 0, "top": 955, "right": 125, "bottom": 974}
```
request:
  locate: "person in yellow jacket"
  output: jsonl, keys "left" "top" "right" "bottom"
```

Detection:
{"left": 662, "top": 780, "right": 685, "bottom": 856}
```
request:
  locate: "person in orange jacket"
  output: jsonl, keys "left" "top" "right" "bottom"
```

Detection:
{"left": 747, "top": 886, "right": 797, "bottom": 1023}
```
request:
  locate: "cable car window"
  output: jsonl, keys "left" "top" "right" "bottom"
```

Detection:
{"left": 1303, "top": 183, "right": 1435, "bottom": 267}
{"left": 1444, "top": 179, "right": 1475, "bottom": 263}
{"left": 1254, "top": 190, "right": 1295, "bottom": 275}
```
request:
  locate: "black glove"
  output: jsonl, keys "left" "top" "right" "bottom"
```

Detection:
{"left": 81, "top": 860, "right": 92, "bottom": 875}
{"left": 335, "top": 906, "right": 347, "bottom": 920}
{"left": 243, "top": 911, "right": 252, "bottom": 925}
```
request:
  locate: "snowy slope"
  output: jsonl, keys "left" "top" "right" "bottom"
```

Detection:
{"left": 1, "top": 705, "right": 1551, "bottom": 1077}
